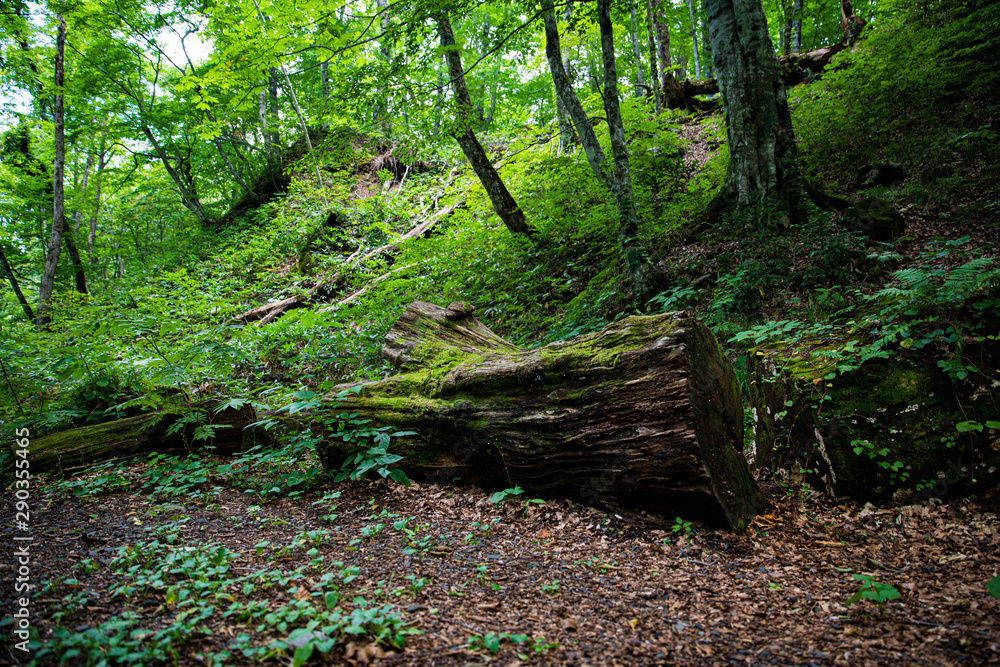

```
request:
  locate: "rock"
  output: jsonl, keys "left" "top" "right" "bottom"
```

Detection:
{"left": 841, "top": 197, "right": 906, "bottom": 241}
{"left": 855, "top": 162, "right": 907, "bottom": 189}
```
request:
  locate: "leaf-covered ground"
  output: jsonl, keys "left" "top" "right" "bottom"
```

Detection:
{"left": 4, "top": 461, "right": 999, "bottom": 666}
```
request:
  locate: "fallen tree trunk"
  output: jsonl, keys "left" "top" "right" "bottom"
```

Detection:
{"left": 327, "top": 301, "right": 765, "bottom": 531}
{"left": 232, "top": 202, "right": 461, "bottom": 326}
{"left": 18, "top": 401, "right": 272, "bottom": 474}
{"left": 663, "top": 44, "right": 847, "bottom": 109}
{"left": 748, "top": 333, "right": 1000, "bottom": 503}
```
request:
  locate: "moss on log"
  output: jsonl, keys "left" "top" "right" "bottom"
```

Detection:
{"left": 330, "top": 301, "right": 765, "bottom": 531}
{"left": 21, "top": 402, "right": 271, "bottom": 474}
{"left": 748, "top": 339, "right": 1000, "bottom": 503}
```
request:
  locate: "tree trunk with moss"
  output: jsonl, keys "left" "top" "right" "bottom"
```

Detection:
{"left": 17, "top": 402, "right": 272, "bottom": 474}
{"left": 702, "top": 0, "right": 804, "bottom": 221}
{"left": 327, "top": 301, "right": 765, "bottom": 532}
{"left": 747, "top": 339, "right": 1000, "bottom": 502}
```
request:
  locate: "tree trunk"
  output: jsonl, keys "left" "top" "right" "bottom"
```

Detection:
{"left": 748, "top": 336, "right": 1000, "bottom": 502}
{"left": 438, "top": 15, "right": 534, "bottom": 237}
{"left": 702, "top": 0, "right": 803, "bottom": 220}
{"left": 328, "top": 302, "right": 765, "bottom": 532}
{"left": 542, "top": 1, "right": 609, "bottom": 186}
{"left": 38, "top": 16, "right": 67, "bottom": 329}
{"left": 597, "top": 0, "right": 664, "bottom": 299}
{"left": 644, "top": 0, "right": 662, "bottom": 114}
{"left": 15, "top": 401, "right": 272, "bottom": 475}
{"left": 376, "top": 0, "right": 392, "bottom": 136}
{"left": 839, "top": 0, "right": 866, "bottom": 45}
{"left": 781, "top": 0, "right": 793, "bottom": 55}
{"left": 0, "top": 246, "right": 35, "bottom": 321}
{"left": 629, "top": 5, "right": 647, "bottom": 98}
{"left": 67, "top": 152, "right": 93, "bottom": 294}
{"left": 792, "top": 0, "right": 803, "bottom": 51}
{"left": 140, "top": 125, "right": 212, "bottom": 227}
{"left": 651, "top": 1, "right": 690, "bottom": 110}
{"left": 686, "top": 0, "right": 701, "bottom": 80}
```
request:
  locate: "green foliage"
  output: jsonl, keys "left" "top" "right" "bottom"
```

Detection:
{"left": 988, "top": 576, "right": 1000, "bottom": 600}
{"left": 792, "top": 0, "right": 1000, "bottom": 188}
{"left": 846, "top": 574, "right": 900, "bottom": 614}
{"left": 672, "top": 517, "right": 694, "bottom": 534}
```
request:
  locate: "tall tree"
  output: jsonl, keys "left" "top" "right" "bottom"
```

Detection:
{"left": 597, "top": 0, "right": 663, "bottom": 297}
{"left": 0, "top": 247, "right": 35, "bottom": 322}
{"left": 686, "top": 0, "right": 701, "bottom": 79}
{"left": 702, "top": 0, "right": 803, "bottom": 220}
{"left": 437, "top": 14, "right": 534, "bottom": 237}
{"left": 38, "top": 16, "right": 67, "bottom": 328}
{"left": 542, "top": 0, "right": 609, "bottom": 186}
{"left": 644, "top": 0, "right": 662, "bottom": 113}
{"left": 650, "top": 0, "right": 691, "bottom": 109}
{"left": 629, "top": 5, "right": 647, "bottom": 97}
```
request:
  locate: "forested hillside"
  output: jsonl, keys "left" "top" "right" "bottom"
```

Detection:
{"left": 2, "top": 0, "right": 999, "bottom": 663}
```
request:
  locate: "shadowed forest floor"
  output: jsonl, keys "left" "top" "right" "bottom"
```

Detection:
{"left": 4, "top": 458, "right": 999, "bottom": 665}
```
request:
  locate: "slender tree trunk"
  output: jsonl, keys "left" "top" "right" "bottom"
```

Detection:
{"left": 652, "top": 0, "right": 690, "bottom": 109}
{"left": 781, "top": 0, "right": 793, "bottom": 55}
{"left": 88, "top": 137, "right": 106, "bottom": 264}
{"left": 140, "top": 125, "right": 212, "bottom": 227}
{"left": 645, "top": 0, "right": 662, "bottom": 114}
{"left": 687, "top": 0, "right": 701, "bottom": 79}
{"left": 792, "top": 0, "right": 803, "bottom": 51}
{"left": 839, "top": 0, "right": 866, "bottom": 45}
{"left": 66, "top": 152, "right": 93, "bottom": 294}
{"left": 702, "top": 0, "right": 803, "bottom": 220}
{"left": 701, "top": 16, "right": 714, "bottom": 78}
{"left": 320, "top": 60, "right": 330, "bottom": 100}
{"left": 438, "top": 15, "right": 534, "bottom": 237}
{"left": 0, "top": 247, "right": 35, "bottom": 322}
{"left": 38, "top": 17, "right": 67, "bottom": 328}
{"left": 267, "top": 68, "right": 281, "bottom": 152}
{"left": 542, "top": 1, "right": 609, "bottom": 186}
{"left": 629, "top": 6, "right": 646, "bottom": 97}
{"left": 376, "top": 0, "right": 392, "bottom": 136}
{"left": 597, "top": 0, "right": 663, "bottom": 298}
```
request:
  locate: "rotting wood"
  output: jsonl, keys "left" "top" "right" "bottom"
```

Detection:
{"left": 19, "top": 401, "right": 272, "bottom": 474}
{"left": 232, "top": 202, "right": 460, "bottom": 326}
{"left": 326, "top": 301, "right": 765, "bottom": 531}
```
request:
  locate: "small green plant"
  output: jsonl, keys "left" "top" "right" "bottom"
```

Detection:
{"left": 672, "top": 517, "right": 693, "bottom": 534}
{"left": 467, "top": 631, "right": 527, "bottom": 654}
{"left": 489, "top": 486, "right": 524, "bottom": 504}
{"left": 540, "top": 580, "right": 560, "bottom": 595}
{"left": 846, "top": 574, "right": 900, "bottom": 615}
{"left": 987, "top": 576, "right": 1000, "bottom": 599}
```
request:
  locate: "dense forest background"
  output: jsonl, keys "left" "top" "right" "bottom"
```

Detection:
{"left": 1, "top": 0, "right": 1000, "bottom": 662}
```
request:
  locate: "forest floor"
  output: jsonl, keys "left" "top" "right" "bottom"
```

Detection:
{"left": 5, "top": 459, "right": 999, "bottom": 666}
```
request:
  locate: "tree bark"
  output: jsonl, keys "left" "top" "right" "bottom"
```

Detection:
{"left": 686, "top": 0, "right": 701, "bottom": 80}
{"left": 839, "top": 0, "right": 866, "bottom": 45}
{"left": 651, "top": 1, "right": 691, "bottom": 110}
{"left": 702, "top": 0, "right": 803, "bottom": 220}
{"left": 38, "top": 16, "right": 67, "bottom": 329}
{"left": 644, "top": 0, "right": 662, "bottom": 114}
{"left": 327, "top": 302, "right": 764, "bottom": 532}
{"left": 597, "top": 0, "right": 664, "bottom": 299}
{"left": 629, "top": 5, "right": 647, "bottom": 97}
{"left": 792, "top": 0, "right": 803, "bottom": 52}
{"left": 139, "top": 125, "right": 213, "bottom": 227}
{"left": 67, "top": 152, "right": 93, "bottom": 294}
{"left": 0, "top": 246, "right": 35, "bottom": 322}
{"left": 15, "top": 401, "right": 272, "bottom": 474}
{"left": 438, "top": 15, "right": 534, "bottom": 237}
{"left": 542, "top": 1, "right": 609, "bottom": 186}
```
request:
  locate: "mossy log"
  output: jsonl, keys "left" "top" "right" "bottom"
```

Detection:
{"left": 748, "top": 340, "right": 1000, "bottom": 503}
{"left": 329, "top": 301, "right": 765, "bottom": 531}
{"left": 19, "top": 402, "right": 272, "bottom": 474}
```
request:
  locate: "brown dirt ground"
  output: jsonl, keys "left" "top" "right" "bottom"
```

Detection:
{"left": 3, "top": 461, "right": 999, "bottom": 666}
